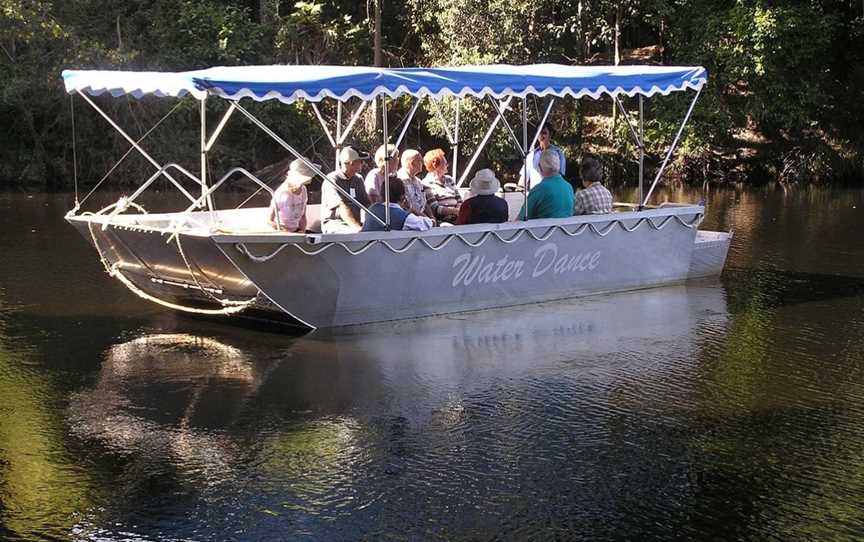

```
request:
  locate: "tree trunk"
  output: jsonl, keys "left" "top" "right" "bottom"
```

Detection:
{"left": 373, "top": 0, "right": 383, "bottom": 132}
{"left": 374, "top": 0, "right": 382, "bottom": 67}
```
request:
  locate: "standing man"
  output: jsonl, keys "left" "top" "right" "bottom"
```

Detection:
{"left": 518, "top": 149, "right": 574, "bottom": 220}
{"left": 518, "top": 125, "right": 567, "bottom": 191}
{"left": 321, "top": 146, "right": 372, "bottom": 233}
{"left": 573, "top": 156, "right": 613, "bottom": 215}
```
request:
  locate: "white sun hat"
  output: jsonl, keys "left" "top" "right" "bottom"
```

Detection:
{"left": 284, "top": 158, "right": 319, "bottom": 186}
{"left": 469, "top": 168, "right": 501, "bottom": 196}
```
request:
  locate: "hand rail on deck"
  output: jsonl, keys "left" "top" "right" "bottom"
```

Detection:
{"left": 165, "top": 167, "right": 275, "bottom": 243}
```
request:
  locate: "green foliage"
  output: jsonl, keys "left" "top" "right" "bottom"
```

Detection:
{"left": 0, "top": 0, "right": 862, "bottom": 191}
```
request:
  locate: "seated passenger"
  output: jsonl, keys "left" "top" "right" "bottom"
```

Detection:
{"left": 421, "top": 148, "right": 461, "bottom": 223}
{"left": 518, "top": 149, "right": 574, "bottom": 220}
{"left": 321, "top": 146, "right": 372, "bottom": 234}
{"left": 574, "top": 156, "right": 613, "bottom": 215}
{"left": 365, "top": 144, "right": 399, "bottom": 204}
{"left": 456, "top": 169, "right": 508, "bottom": 225}
{"left": 268, "top": 158, "right": 316, "bottom": 232}
{"left": 397, "top": 149, "right": 435, "bottom": 221}
{"left": 362, "top": 178, "right": 434, "bottom": 232}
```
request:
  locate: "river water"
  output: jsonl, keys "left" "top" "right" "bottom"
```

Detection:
{"left": 1, "top": 187, "right": 864, "bottom": 541}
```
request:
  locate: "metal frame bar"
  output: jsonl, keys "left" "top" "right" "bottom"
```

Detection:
{"left": 457, "top": 96, "right": 513, "bottom": 187}
{"left": 337, "top": 101, "right": 368, "bottom": 145}
{"left": 76, "top": 90, "right": 202, "bottom": 200}
{"left": 166, "top": 167, "right": 278, "bottom": 242}
{"left": 614, "top": 96, "right": 643, "bottom": 150}
{"left": 453, "top": 99, "right": 460, "bottom": 183}
{"left": 522, "top": 98, "right": 529, "bottom": 220}
{"left": 200, "top": 97, "right": 214, "bottom": 213}
{"left": 102, "top": 162, "right": 205, "bottom": 229}
{"left": 232, "top": 101, "right": 386, "bottom": 227}
{"left": 395, "top": 97, "right": 422, "bottom": 149}
{"left": 382, "top": 95, "right": 391, "bottom": 228}
{"left": 642, "top": 87, "right": 702, "bottom": 207}
{"left": 488, "top": 96, "right": 525, "bottom": 157}
{"left": 639, "top": 95, "right": 644, "bottom": 207}
{"left": 430, "top": 99, "right": 455, "bottom": 144}
{"left": 520, "top": 99, "right": 556, "bottom": 191}
{"left": 204, "top": 103, "right": 236, "bottom": 152}
{"left": 310, "top": 102, "right": 336, "bottom": 148}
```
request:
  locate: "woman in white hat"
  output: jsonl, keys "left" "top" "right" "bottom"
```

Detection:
{"left": 268, "top": 158, "right": 316, "bottom": 232}
{"left": 455, "top": 168, "right": 509, "bottom": 225}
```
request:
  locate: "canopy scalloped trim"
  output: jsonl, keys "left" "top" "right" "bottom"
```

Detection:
{"left": 201, "top": 80, "right": 706, "bottom": 104}
{"left": 63, "top": 64, "right": 707, "bottom": 102}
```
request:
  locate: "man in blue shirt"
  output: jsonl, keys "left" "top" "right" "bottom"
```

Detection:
{"left": 519, "top": 149, "right": 574, "bottom": 220}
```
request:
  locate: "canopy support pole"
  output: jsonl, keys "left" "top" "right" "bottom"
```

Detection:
{"left": 522, "top": 98, "right": 529, "bottom": 220}
{"left": 335, "top": 101, "right": 342, "bottom": 168}
{"left": 233, "top": 101, "right": 386, "bottom": 228}
{"left": 200, "top": 96, "right": 214, "bottom": 213}
{"left": 639, "top": 95, "right": 644, "bottom": 208}
{"left": 613, "top": 96, "right": 646, "bottom": 208}
{"left": 521, "top": 99, "right": 556, "bottom": 191}
{"left": 457, "top": 97, "right": 513, "bottom": 187}
{"left": 453, "top": 99, "right": 460, "bottom": 185}
{"left": 70, "top": 93, "right": 79, "bottom": 210}
{"left": 642, "top": 87, "right": 702, "bottom": 207}
{"left": 76, "top": 90, "right": 201, "bottom": 199}
{"left": 382, "top": 95, "right": 390, "bottom": 229}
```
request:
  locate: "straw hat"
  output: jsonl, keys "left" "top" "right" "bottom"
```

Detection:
{"left": 284, "top": 158, "right": 319, "bottom": 186}
{"left": 469, "top": 169, "right": 501, "bottom": 196}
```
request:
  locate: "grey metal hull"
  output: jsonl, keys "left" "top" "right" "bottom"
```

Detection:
{"left": 68, "top": 205, "right": 731, "bottom": 329}
{"left": 67, "top": 213, "right": 260, "bottom": 309}
{"left": 214, "top": 206, "right": 715, "bottom": 328}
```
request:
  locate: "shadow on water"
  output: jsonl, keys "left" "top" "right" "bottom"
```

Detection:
{"left": 723, "top": 266, "right": 864, "bottom": 311}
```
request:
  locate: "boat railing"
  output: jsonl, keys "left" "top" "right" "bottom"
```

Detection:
{"left": 96, "top": 162, "right": 203, "bottom": 229}
{"left": 164, "top": 167, "right": 275, "bottom": 243}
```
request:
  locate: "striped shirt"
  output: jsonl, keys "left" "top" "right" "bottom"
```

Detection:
{"left": 574, "top": 182, "right": 613, "bottom": 215}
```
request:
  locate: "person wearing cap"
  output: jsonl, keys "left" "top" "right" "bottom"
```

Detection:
{"left": 518, "top": 148, "right": 574, "bottom": 220}
{"left": 362, "top": 178, "right": 434, "bottom": 232}
{"left": 421, "top": 148, "right": 461, "bottom": 223}
{"left": 268, "top": 158, "right": 315, "bottom": 232}
{"left": 321, "top": 146, "right": 372, "bottom": 233}
{"left": 455, "top": 169, "right": 508, "bottom": 225}
{"left": 518, "top": 124, "right": 567, "bottom": 191}
{"left": 397, "top": 149, "right": 435, "bottom": 221}
{"left": 573, "top": 155, "right": 613, "bottom": 215}
{"left": 365, "top": 144, "right": 400, "bottom": 204}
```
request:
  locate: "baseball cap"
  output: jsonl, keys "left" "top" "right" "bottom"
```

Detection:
{"left": 339, "top": 146, "right": 371, "bottom": 164}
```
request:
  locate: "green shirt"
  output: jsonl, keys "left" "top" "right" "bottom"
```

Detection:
{"left": 519, "top": 174, "right": 575, "bottom": 220}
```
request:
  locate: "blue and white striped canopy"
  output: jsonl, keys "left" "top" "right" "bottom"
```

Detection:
{"left": 63, "top": 64, "right": 707, "bottom": 103}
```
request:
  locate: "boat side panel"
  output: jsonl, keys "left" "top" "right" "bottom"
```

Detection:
{"left": 218, "top": 214, "right": 699, "bottom": 327}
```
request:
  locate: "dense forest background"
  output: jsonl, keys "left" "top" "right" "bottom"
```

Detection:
{"left": 1, "top": 0, "right": 862, "bottom": 193}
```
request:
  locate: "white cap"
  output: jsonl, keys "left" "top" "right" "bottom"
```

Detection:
{"left": 339, "top": 146, "right": 371, "bottom": 164}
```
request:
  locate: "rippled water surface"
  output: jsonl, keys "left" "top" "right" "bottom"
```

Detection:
{"left": 2, "top": 187, "right": 864, "bottom": 541}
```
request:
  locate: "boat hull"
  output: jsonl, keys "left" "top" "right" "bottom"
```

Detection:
{"left": 67, "top": 214, "right": 260, "bottom": 308}
{"left": 214, "top": 207, "right": 709, "bottom": 328}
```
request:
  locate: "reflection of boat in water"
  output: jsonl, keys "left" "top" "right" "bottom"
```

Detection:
{"left": 64, "top": 283, "right": 727, "bottom": 538}
{"left": 66, "top": 334, "right": 276, "bottom": 475}
{"left": 63, "top": 65, "right": 731, "bottom": 329}
{"left": 68, "top": 282, "right": 728, "bottom": 449}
